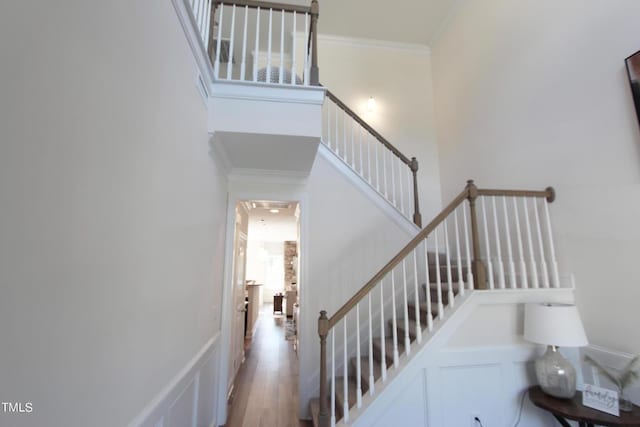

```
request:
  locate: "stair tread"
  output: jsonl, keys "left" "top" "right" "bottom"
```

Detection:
{"left": 357, "top": 356, "right": 382, "bottom": 389}
{"left": 407, "top": 302, "right": 439, "bottom": 318}
{"left": 372, "top": 336, "right": 405, "bottom": 365}
{"left": 334, "top": 376, "right": 359, "bottom": 415}
{"left": 388, "top": 317, "right": 425, "bottom": 340}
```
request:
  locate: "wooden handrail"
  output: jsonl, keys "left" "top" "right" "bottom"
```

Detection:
{"left": 214, "top": 0, "right": 311, "bottom": 14}
{"left": 325, "top": 181, "right": 556, "bottom": 328}
{"left": 478, "top": 187, "right": 555, "bottom": 202}
{"left": 325, "top": 90, "right": 411, "bottom": 166}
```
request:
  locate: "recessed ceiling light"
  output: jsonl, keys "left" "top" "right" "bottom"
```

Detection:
{"left": 270, "top": 209, "right": 279, "bottom": 213}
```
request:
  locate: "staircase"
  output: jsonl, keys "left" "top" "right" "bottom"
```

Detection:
{"left": 309, "top": 260, "right": 465, "bottom": 426}
{"left": 311, "top": 181, "right": 562, "bottom": 427}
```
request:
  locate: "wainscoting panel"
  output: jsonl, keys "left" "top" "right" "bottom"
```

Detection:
{"left": 129, "top": 334, "right": 221, "bottom": 427}
{"left": 197, "top": 347, "right": 220, "bottom": 427}
{"left": 168, "top": 377, "right": 197, "bottom": 427}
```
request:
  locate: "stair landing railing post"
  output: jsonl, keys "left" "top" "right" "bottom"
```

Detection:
{"left": 310, "top": 0, "right": 320, "bottom": 85}
{"left": 318, "top": 310, "right": 330, "bottom": 427}
{"left": 466, "top": 180, "right": 487, "bottom": 289}
{"left": 410, "top": 157, "right": 422, "bottom": 227}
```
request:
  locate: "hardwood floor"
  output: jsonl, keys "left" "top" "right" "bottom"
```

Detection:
{"left": 225, "top": 305, "right": 313, "bottom": 427}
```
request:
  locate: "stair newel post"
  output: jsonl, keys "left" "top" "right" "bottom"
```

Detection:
{"left": 466, "top": 180, "right": 487, "bottom": 290}
{"left": 318, "top": 310, "right": 330, "bottom": 427}
{"left": 310, "top": 0, "right": 320, "bottom": 85}
{"left": 410, "top": 157, "right": 422, "bottom": 227}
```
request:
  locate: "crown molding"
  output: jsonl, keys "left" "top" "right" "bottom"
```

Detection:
{"left": 317, "top": 33, "right": 431, "bottom": 54}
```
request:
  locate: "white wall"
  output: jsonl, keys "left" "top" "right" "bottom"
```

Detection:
{"left": 0, "top": 2, "right": 227, "bottom": 426}
{"left": 317, "top": 35, "right": 443, "bottom": 222}
{"left": 432, "top": 0, "right": 640, "bottom": 354}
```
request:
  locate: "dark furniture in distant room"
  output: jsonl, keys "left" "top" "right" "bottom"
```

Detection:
{"left": 273, "top": 294, "right": 283, "bottom": 314}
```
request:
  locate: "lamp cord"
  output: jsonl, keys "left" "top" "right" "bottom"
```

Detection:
{"left": 513, "top": 390, "right": 527, "bottom": 427}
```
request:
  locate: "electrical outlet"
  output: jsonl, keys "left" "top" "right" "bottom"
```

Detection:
{"left": 470, "top": 413, "right": 481, "bottom": 427}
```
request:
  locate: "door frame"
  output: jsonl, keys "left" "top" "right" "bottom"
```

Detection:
{"left": 216, "top": 184, "right": 308, "bottom": 426}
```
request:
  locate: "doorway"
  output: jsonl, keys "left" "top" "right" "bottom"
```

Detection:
{"left": 226, "top": 199, "right": 306, "bottom": 425}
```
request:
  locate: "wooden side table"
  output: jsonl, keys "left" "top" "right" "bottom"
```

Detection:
{"left": 528, "top": 386, "right": 640, "bottom": 426}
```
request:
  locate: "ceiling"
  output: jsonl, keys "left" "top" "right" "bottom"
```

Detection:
{"left": 246, "top": 201, "right": 299, "bottom": 242}
{"left": 263, "top": 0, "right": 458, "bottom": 45}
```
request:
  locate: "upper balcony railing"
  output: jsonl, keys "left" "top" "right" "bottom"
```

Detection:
{"left": 188, "top": 0, "right": 320, "bottom": 86}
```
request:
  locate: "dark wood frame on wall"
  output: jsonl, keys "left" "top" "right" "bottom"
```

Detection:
{"left": 625, "top": 49, "right": 640, "bottom": 128}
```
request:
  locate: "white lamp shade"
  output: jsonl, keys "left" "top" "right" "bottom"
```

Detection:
{"left": 524, "top": 303, "right": 588, "bottom": 347}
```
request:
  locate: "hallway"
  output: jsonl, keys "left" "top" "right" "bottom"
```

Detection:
{"left": 226, "top": 305, "right": 312, "bottom": 427}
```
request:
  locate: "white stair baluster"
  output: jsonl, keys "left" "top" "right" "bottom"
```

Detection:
{"left": 291, "top": 11, "right": 296, "bottom": 85}
{"left": 366, "top": 133, "right": 372, "bottom": 185}
{"left": 462, "top": 205, "right": 474, "bottom": 290}
{"left": 444, "top": 218, "right": 455, "bottom": 307}
{"left": 343, "top": 318, "right": 349, "bottom": 422}
{"left": 522, "top": 197, "right": 539, "bottom": 288}
{"left": 214, "top": 4, "right": 224, "bottom": 79}
{"left": 279, "top": 10, "right": 284, "bottom": 84}
{"left": 334, "top": 104, "right": 340, "bottom": 157}
{"left": 407, "top": 166, "right": 413, "bottom": 220}
{"left": 434, "top": 228, "right": 444, "bottom": 318}
{"left": 355, "top": 303, "right": 362, "bottom": 407}
{"left": 252, "top": 7, "right": 260, "bottom": 82}
{"left": 390, "top": 271, "right": 399, "bottom": 368}
{"left": 398, "top": 159, "right": 405, "bottom": 216}
{"left": 543, "top": 199, "right": 561, "bottom": 288}
{"left": 343, "top": 111, "right": 348, "bottom": 162}
{"left": 303, "top": 13, "right": 310, "bottom": 85}
{"left": 512, "top": 197, "right": 528, "bottom": 289}
{"left": 423, "top": 240, "right": 434, "bottom": 331}
{"left": 379, "top": 279, "right": 387, "bottom": 381}
{"left": 390, "top": 152, "right": 397, "bottom": 206}
{"left": 368, "top": 293, "right": 375, "bottom": 395}
{"left": 375, "top": 139, "right": 380, "bottom": 191}
{"left": 412, "top": 248, "right": 422, "bottom": 343}
{"left": 266, "top": 8, "right": 272, "bottom": 82}
{"left": 204, "top": 0, "right": 213, "bottom": 51}
{"left": 491, "top": 196, "right": 506, "bottom": 289}
{"left": 481, "top": 197, "right": 495, "bottom": 289}
{"left": 358, "top": 125, "right": 363, "bottom": 176}
{"left": 331, "top": 329, "right": 336, "bottom": 427}
{"left": 532, "top": 198, "right": 550, "bottom": 288}
{"left": 194, "top": 0, "right": 202, "bottom": 31}
{"left": 453, "top": 209, "right": 465, "bottom": 296}
{"left": 382, "top": 145, "right": 388, "bottom": 198}
{"left": 199, "top": 0, "right": 206, "bottom": 34}
{"left": 350, "top": 119, "right": 355, "bottom": 168}
{"left": 240, "top": 5, "right": 248, "bottom": 80}
{"left": 226, "top": 5, "right": 236, "bottom": 79}
{"left": 402, "top": 259, "right": 411, "bottom": 356}
{"left": 502, "top": 197, "right": 517, "bottom": 289}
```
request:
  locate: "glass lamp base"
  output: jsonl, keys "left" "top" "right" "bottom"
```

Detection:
{"left": 535, "top": 345, "right": 577, "bottom": 399}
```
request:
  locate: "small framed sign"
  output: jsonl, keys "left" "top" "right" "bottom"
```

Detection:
{"left": 583, "top": 383, "right": 620, "bottom": 417}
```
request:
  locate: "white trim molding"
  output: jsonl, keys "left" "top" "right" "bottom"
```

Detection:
{"left": 127, "top": 333, "right": 222, "bottom": 427}
{"left": 317, "top": 33, "right": 431, "bottom": 54}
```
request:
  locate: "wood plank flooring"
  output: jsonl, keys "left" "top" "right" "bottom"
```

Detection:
{"left": 225, "top": 305, "right": 313, "bottom": 427}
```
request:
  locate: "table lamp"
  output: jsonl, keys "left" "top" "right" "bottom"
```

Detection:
{"left": 524, "top": 303, "right": 588, "bottom": 399}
